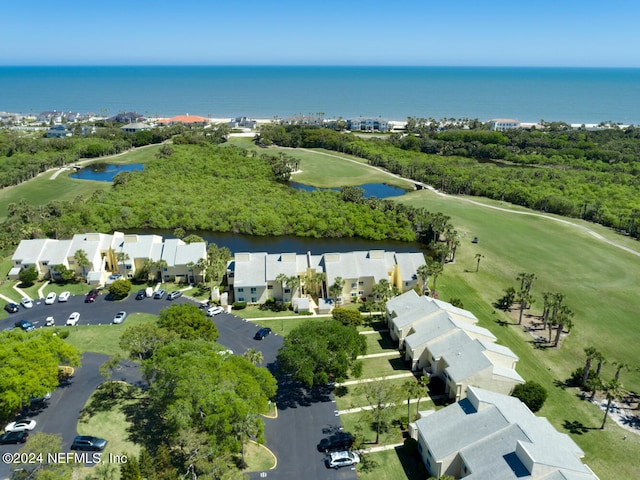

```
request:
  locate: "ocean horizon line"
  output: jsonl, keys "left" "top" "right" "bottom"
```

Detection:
{"left": 2, "top": 64, "right": 640, "bottom": 69}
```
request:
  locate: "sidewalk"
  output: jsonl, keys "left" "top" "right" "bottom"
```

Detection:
{"left": 361, "top": 443, "right": 404, "bottom": 453}
{"left": 337, "top": 396, "right": 431, "bottom": 415}
{"left": 335, "top": 372, "right": 414, "bottom": 387}
{"left": 357, "top": 352, "right": 400, "bottom": 359}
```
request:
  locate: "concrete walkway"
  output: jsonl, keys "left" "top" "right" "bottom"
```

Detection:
{"left": 37, "top": 280, "right": 50, "bottom": 299}
{"left": 0, "top": 292, "right": 17, "bottom": 303}
{"left": 361, "top": 443, "right": 404, "bottom": 453}
{"left": 359, "top": 329, "right": 390, "bottom": 335}
{"left": 357, "top": 352, "right": 400, "bottom": 359}
{"left": 12, "top": 283, "right": 30, "bottom": 300}
{"left": 337, "top": 396, "right": 431, "bottom": 415}
{"left": 335, "top": 372, "right": 414, "bottom": 387}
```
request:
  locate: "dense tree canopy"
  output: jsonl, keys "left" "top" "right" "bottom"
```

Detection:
{"left": 258, "top": 125, "right": 640, "bottom": 235}
{"left": 157, "top": 303, "right": 219, "bottom": 341}
{"left": 0, "top": 330, "right": 81, "bottom": 421}
{"left": 142, "top": 339, "right": 276, "bottom": 476}
{"left": 276, "top": 321, "right": 367, "bottom": 387}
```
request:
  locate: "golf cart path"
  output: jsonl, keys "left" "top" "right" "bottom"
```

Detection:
{"left": 298, "top": 148, "right": 640, "bottom": 259}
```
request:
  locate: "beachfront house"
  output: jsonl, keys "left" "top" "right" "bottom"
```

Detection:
{"left": 410, "top": 386, "right": 600, "bottom": 479}
{"left": 347, "top": 117, "right": 390, "bottom": 132}
{"left": 488, "top": 118, "right": 521, "bottom": 131}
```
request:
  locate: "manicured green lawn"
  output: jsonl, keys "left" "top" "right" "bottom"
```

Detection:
{"left": 363, "top": 330, "right": 398, "bottom": 355}
{"left": 232, "top": 305, "right": 309, "bottom": 319}
{"left": 397, "top": 189, "right": 640, "bottom": 479}
{"left": 252, "top": 316, "right": 331, "bottom": 337}
{"left": 0, "top": 144, "right": 161, "bottom": 221}
{"left": 340, "top": 404, "right": 409, "bottom": 446}
{"left": 359, "top": 355, "right": 408, "bottom": 379}
{"left": 65, "top": 313, "right": 157, "bottom": 356}
{"left": 243, "top": 441, "right": 277, "bottom": 473}
{"left": 357, "top": 448, "right": 429, "bottom": 480}
{"left": 335, "top": 377, "right": 426, "bottom": 413}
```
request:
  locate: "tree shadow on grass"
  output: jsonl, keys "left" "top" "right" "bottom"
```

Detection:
{"left": 563, "top": 420, "right": 596, "bottom": 435}
{"left": 79, "top": 382, "right": 138, "bottom": 421}
{"left": 122, "top": 395, "right": 166, "bottom": 452}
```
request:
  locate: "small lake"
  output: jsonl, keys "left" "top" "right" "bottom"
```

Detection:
{"left": 289, "top": 182, "right": 408, "bottom": 198}
{"left": 129, "top": 229, "right": 424, "bottom": 255}
{"left": 70, "top": 163, "right": 144, "bottom": 181}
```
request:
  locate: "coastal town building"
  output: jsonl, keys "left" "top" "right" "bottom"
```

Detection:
{"left": 228, "top": 116, "right": 258, "bottom": 129}
{"left": 347, "top": 117, "right": 390, "bottom": 132}
{"left": 45, "top": 125, "right": 72, "bottom": 138}
{"left": 488, "top": 118, "right": 521, "bottom": 131}
{"left": 229, "top": 250, "right": 426, "bottom": 305}
{"left": 10, "top": 232, "right": 206, "bottom": 286}
{"left": 157, "top": 114, "right": 210, "bottom": 126}
{"left": 410, "top": 386, "right": 599, "bottom": 479}
{"left": 107, "top": 112, "right": 146, "bottom": 123}
{"left": 386, "top": 290, "right": 523, "bottom": 400}
{"left": 121, "top": 122, "right": 152, "bottom": 133}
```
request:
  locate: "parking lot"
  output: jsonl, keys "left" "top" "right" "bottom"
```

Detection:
{"left": 1, "top": 290, "right": 356, "bottom": 480}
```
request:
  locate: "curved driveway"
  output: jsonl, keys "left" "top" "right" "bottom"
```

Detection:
{"left": 1, "top": 292, "right": 356, "bottom": 480}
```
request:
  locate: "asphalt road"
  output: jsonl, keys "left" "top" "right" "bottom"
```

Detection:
{"left": 1, "top": 292, "right": 357, "bottom": 479}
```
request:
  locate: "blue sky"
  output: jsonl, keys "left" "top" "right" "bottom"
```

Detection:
{"left": 1, "top": 0, "right": 638, "bottom": 67}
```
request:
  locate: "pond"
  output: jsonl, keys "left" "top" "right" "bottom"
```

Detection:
{"left": 70, "top": 163, "right": 144, "bottom": 181}
{"left": 289, "top": 182, "right": 409, "bottom": 198}
{"left": 129, "top": 229, "right": 425, "bottom": 255}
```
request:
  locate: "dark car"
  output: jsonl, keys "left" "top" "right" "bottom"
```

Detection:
{"left": 85, "top": 289, "right": 100, "bottom": 303}
{"left": 14, "top": 320, "right": 35, "bottom": 332}
{"left": 167, "top": 290, "right": 183, "bottom": 300}
{"left": 317, "top": 432, "right": 354, "bottom": 453}
{"left": 0, "top": 431, "right": 29, "bottom": 444}
{"left": 135, "top": 289, "right": 146, "bottom": 300}
{"left": 254, "top": 327, "right": 272, "bottom": 340}
{"left": 4, "top": 302, "right": 20, "bottom": 313}
{"left": 71, "top": 435, "right": 108, "bottom": 451}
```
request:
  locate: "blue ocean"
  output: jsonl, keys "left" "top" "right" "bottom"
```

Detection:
{"left": 1, "top": 66, "right": 639, "bottom": 124}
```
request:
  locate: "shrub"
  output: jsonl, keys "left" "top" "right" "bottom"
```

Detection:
{"left": 232, "top": 301, "right": 247, "bottom": 310}
{"left": 332, "top": 307, "right": 363, "bottom": 327}
{"left": 108, "top": 279, "right": 132, "bottom": 299}
{"left": 18, "top": 266, "right": 39, "bottom": 286}
{"left": 511, "top": 381, "right": 548, "bottom": 412}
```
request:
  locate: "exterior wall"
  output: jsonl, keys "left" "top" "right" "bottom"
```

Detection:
{"left": 483, "top": 350, "right": 518, "bottom": 370}
{"left": 235, "top": 285, "right": 268, "bottom": 304}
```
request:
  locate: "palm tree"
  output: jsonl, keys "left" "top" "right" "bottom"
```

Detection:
{"left": 286, "top": 275, "right": 301, "bottom": 300}
{"left": 243, "top": 348, "right": 263, "bottom": 366}
{"left": 601, "top": 378, "right": 624, "bottom": 429}
{"left": 427, "top": 259, "right": 444, "bottom": 294}
{"left": 73, "top": 248, "right": 91, "bottom": 287}
{"left": 474, "top": 253, "right": 484, "bottom": 273}
{"left": 328, "top": 276, "right": 344, "bottom": 304}
{"left": 613, "top": 362, "right": 630, "bottom": 381}
{"left": 234, "top": 413, "right": 259, "bottom": 468}
{"left": 304, "top": 271, "right": 325, "bottom": 298}
{"left": 553, "top": 304, "right": 573, "bottom": 347}
{"left": 581, "top": 347, "right": 599, "bottom": 388}
{"left": 516, "top": 289, "right": 532, "bottom": 325}
{"left": 116, "top": 251, "right": 130, "bottom": 276}
{"left": 372, "top": 279, "right": 392, "bottom": 304}
{"left": 416, "top": 263, "right": 431, "bottom": 295}
{"left": 154, "top": 259, "right": 168, "bottom": 283}
{"left": 275, "top": 273, "right": 289, "bottom": 301}
{"left": 403, "top": 378, "right": 425, "bottom": 424}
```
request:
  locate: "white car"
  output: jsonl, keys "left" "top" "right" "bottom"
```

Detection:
{"left": 45, "top": 316, "right": 55, "bottom": 326}
{"left": 5, "top": 419, "right": 37, "bottom": 432}
{"left": 66, "top": 312, "right": 80, "bottom": 326}
{"left": 112, "top": 311, "right": 127, "bottom": 324}
{"left": 326, "top": 451, "right": 360, "bottom": 469}
{"left": 207, "top": 306, "right": 224, "bottom": 316}
{"left": 44, "top": 292, "right": 57, "bottom": 304}
{"left": 58, "top": 291, "right": 71, "bottom": 302}
{"left": 21, "top": 298, "right": 33, "bottom": 309}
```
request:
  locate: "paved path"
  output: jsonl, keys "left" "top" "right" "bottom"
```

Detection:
{"left": 359, "top": 328, "right": 389, "bottom": 335}
{"left": 12, "top": 283, "right": 30, "bottom": 300}
{"left": 337, "top": 396, "right": 431, "bottom": 415}
{"left": 335, "top": 372, "right": 414, "bottom": 387}
{"left": 37, "top": 281, "right": 50, "bottom": 299}
{"left": 298, "top": 148, "right": 640, "bottom": 259}
{"left": 361, "top": 443, "right": 404, "bottom": 453}
{"left": 357, "top": 352, "right": 400, "bottom": 359}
